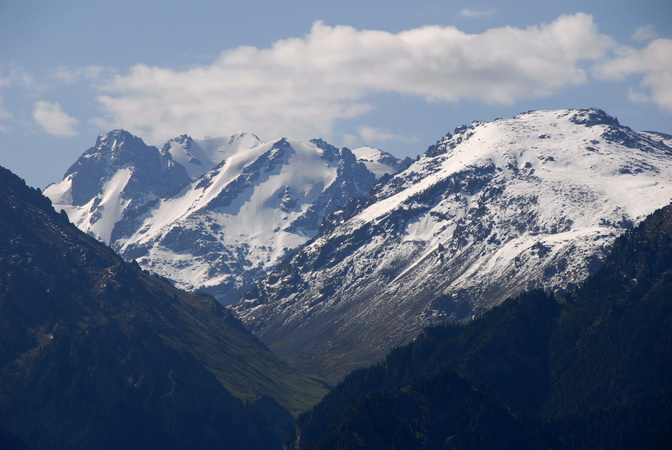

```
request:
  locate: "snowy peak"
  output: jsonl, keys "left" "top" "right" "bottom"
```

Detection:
{"left": 232, "top": 108, "right": 672, "bottom": 380}
{"left": 44, "top": 130, "right": 190, "bottom": 244}
{"left": 59, "top": 129, "right": 188, "bottom": 202}
{"left": 164, "top": 132, "right": 263, "bottom": 179}
{"left": 162, "top": 134, "right": 206, "bottom": 179}
{"left": 91, "top": 129, "right": 147, "bottom": 158}
{"left": 356, "top": 108, "right": 672, "bottom": 262}
{"left": 566, "top": 107, "right": 619, "bottom": 126}
{"left": 426, "top": 108, "right": 623, "bottom": 158}
{"left": 351, "top": 146, "right": 413, "bottom": 179}
{"left": 198, "top": 132, "right": 262, "bottom": 163}
{"left": 310, "top": 138, "right": 342, "bottom": 162}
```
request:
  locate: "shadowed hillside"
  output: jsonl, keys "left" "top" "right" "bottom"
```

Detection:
{"left": 0, "top": 166, "right": 327, "bottom": 449}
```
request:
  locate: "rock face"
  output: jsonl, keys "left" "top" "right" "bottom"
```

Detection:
{"left": 45, "top": 132, "right": 409, "bottom": 303}
{"left": 0, "top": 165, "right": 329, "bottom": 449}
{"left": 232, "top": 109, "right": 672, "bottom": 381}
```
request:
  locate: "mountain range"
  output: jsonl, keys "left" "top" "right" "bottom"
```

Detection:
{"left": 232, "top": 108, "right": 672, "bottom": 381}
{"left": 42, "top": 109, "right": 672, "bottom": 382}
{"left": 2, "top": 106, "right": 672, "bottom": 448}
{"left": 44, "top": 131, "right": 411, "bottom": 303}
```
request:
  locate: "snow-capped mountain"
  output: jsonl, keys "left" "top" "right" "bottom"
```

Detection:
{"left": 351, "top": 146, "right": 414, "bottom": 179}
{"left": 232, "top": 108, "right": 672, "bottom": 381}
{"left": 44, "top": 130, "right": 191, "bottom": 244}
{"left": 45, "top": 131, "right": 409, "bottom": 303}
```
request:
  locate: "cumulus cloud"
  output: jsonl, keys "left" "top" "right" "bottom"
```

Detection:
{"left": 593, "top": 38, "right": 672, "bottom": 113}
{"left": 33, "top": 101, "right": 79, "bottom": 136}
{"left": 94, "top": 13, "right": 614, "bottom": 144}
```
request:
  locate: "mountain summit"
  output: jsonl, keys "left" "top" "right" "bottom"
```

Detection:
{"left": 45, "top": 129, "right": 190, "bottom": 244}
{"left": 232, "top": 108, "right": 672, "bottom": 381}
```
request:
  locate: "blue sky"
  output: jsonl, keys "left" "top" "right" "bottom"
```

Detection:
{"left": 1, "top": 0, "right": 671, "bottom": 188}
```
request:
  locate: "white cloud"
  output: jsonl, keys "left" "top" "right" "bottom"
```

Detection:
{"left": 93, "top": 13, "right": 614, "bottom": 144}
{"left": 458, "top": 8, "right": 496, "bottom": 19}
{"left": 594, "top": 39, "right": 672, "bottom": 113}
{"left": 33, "top": 101, "right": 79, "bottom": 136}
{"left": 631, "top": 25, "right": 657, "bottom": 42}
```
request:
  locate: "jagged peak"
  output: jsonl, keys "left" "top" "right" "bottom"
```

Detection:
{"left": 310, "top": 138, "right": 337, "bottom": 149}
{"left": 567, "top": 108, "right": 620, "bottom": 127}
{"left": 95, "top": 129, "right": 146, "bottom": 150}
{"left": 272, "top": 137, "right": 292, "bottom": 149}
{"left": 64, "top": 130, "right": 158, "bottom": 176}
{"left": 227, "top": 131, "right": 261, "bottom": 145}
{"left": 165, "top": 134, "right": 193, "bottom": 145}
{"left": 163, "top": 132, "right": 262, "bottom": 157}
{"left": 310, "top": 138, "right": 341, "bottom": 161}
